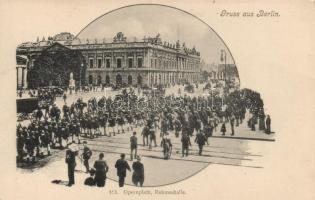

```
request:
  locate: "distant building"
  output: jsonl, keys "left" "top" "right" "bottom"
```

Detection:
{"left": 16, "top": 32, "right": 201, "bottom": 88}
{"left": 217, "top": 64, "right": 239, "bottom": 82}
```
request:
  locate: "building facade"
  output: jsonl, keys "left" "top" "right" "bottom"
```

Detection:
{"left": 16, "top": 32, "right": 201, "bottom": 88}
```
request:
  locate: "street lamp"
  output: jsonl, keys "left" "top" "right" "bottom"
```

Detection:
{"left": 79, "top": 63, "right": 83, "bottom": 91}
{"left": 220, "top": 49, "right": 227, "bottom": 88}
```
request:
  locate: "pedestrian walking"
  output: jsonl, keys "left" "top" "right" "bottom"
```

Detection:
{"left": 130, "top": 132, "right": 138, "bottom": 161}
{"left": 230, "top": 115, "right": 235, "bottom": 136}
{"left": 265, "top": 115, "right": 271, "bottom": 134}
{"left": 93, "top": 153, "right": 109, "bottom": 187}
{"left": 65, "top": 145, "right": 77, "bottom": 187}
{"left": 195, "top": 132, "right": 207, "bottom": 155}
{"left": 149, "top": 124, "right": 157, "bottom": 149}
{"left": 81, "top": 141, "right": 92, "bottom": 173}
{"left": 115, "top": 153, "right": 131, "bottom": 187}
{"left": 132, "top": 156, "right": 144, "bottom": 187}
{"left": 181, "top": 133, "right": 191, "bottom": 157}
{"left": 220, "top": 123, "right": 226, "bottom": 136}
{"left": 141, "top": 125, "right": 149, "bottom": 146}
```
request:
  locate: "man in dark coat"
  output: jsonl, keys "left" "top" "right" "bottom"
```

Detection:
{"left": 195, "top": 132, "right": 207, "bottom": 156}
{"left": 93, "top": 153, "right": 109, "bottom": 187}
{"left": 230, "top": 115, "right": 235, "bottom": 136}
{"left": 65, "top": 146, "right": 77, "bottom": 186}
{"left": 160, "top": 118, "right": 168, "bottom": 137}
{"left": 141, "top": 125, "right": 149, "bottom": 146}
{"left": 130, "top": 132, "right": 138, "bottom": 161}
{"left": 265, "top": 115, "right": 271, "bottom": 134}
{"left": 132, "top": 156, "right": 144, "bottom": 187}
{"left": 115, "top": 153, "right": 131, "bottom": 187}
{"left": 81, "top": 141, "right": 92, "bottom": 173}
{"left": 174, "top": 118, "right": 182, "bottom": 138}
{"left": 181, "top": 133, "right": 191, "bottom": 157}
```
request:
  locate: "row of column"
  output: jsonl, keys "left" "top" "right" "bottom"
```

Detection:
{"left": 148, "top": 72, "right": 198, "bottom": 86}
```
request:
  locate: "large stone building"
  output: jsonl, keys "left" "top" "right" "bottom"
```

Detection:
{"left": 16, "top": 32, "right": 201, "bottom": 88}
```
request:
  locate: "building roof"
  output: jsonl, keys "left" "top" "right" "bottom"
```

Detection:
{"left": 17, "top": 32, "right": 201, "bottom": 58}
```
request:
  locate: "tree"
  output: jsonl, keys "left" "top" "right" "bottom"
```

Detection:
{"left": 28, "top": 48, "right": 85, "bottom": 88}
{"left": 200, "top": 70, "right": 210, "bottom": 82}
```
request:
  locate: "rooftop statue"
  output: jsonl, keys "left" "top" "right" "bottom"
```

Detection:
{"left": 113, "top": 32, "right": 127, "bottom": 42}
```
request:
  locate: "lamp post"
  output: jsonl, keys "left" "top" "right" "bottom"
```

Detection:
{"left": 220, "top": 49, "right": 227, "bottom": 88}
{"left": 80, "top": 63, "right": 83, "bottom": 91}
{"left": 220, "top": 49, "right": 227, "bottom": 110}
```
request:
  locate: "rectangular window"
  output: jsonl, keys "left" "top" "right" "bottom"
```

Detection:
{"left": 89, "top": 58, "right": 94, "bottom": 68}
{"left": 97, "top": 58, "right": 102, "bottom": 68}
{"left": 117, "top": 58, "right": 122, "bottom": 68}
{"left": 106, "top": 58, "right": 110, "bottom": 68}
{"left": 151, "top": 59, "right": 153, "bottom": 68}
{"left": 128, "top": 58, "right": 133, "bottom": 68}
{"left": 137, "top": 57, "right": 143, "bottom": 68}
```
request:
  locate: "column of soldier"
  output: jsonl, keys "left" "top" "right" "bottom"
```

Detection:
{"left": 17, "top": 87, "right": 270, "bottom": 165}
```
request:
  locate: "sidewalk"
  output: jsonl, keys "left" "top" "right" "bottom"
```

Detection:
{"left": 211, "top": 120, "right": 275, "bottom": 142}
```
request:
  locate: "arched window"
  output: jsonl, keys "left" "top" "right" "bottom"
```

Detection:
{"left": 151, "top": 74, "right": 154, "bottom": 86}
{"left": 97, "top": 75, "right": 102, "bottom": 85}
{"left": 116, "top": 74, "right": 122, "bottom": 85}
{"left": 88, "top": 75, "right": 93, "bottom": 85}
{"left": 137, "top": 75, "right": 142, "bottom": 86}
{"left": 128, "top": 75, "right": 133, "bottom": 85}
{"left": 105, "top": 75, "right": 110, "bottom": 85}
{"left": 158, "top": 74, "right": 162, "bottom": 84}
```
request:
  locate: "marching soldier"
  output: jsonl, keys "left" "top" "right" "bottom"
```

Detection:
{"left": 174, "top": 117, "right": 182, "bottom": 138}
{"left": 108, "top": 115, "right": 116, "bottom": 136}
{"left": 25, "top": 132, "right": 36, "bottom": 163}
{"left": 62, "top": 103, "right": 70, "bottom": 119}
{"left": 160, "top": 117, "right": 168, "bottom": 137}
{"left": 16, "top": 130, "right": 25, "bottom": 162}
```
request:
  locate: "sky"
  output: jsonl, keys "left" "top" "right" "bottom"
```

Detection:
{"left": 77, "top": 5, "right": 234, "bottom": 64}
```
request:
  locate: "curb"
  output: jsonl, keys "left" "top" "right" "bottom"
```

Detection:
{"left": 211, "top": 135, "right": 275, "bottom": 142}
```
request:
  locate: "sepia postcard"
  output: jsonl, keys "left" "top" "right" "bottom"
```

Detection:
{"left": 0, "top": 0, "right": 314, "bottom": 199}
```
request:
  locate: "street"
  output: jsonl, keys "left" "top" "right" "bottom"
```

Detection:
{"left": 17, "top": 84, "right": 275, "bottom": 187}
